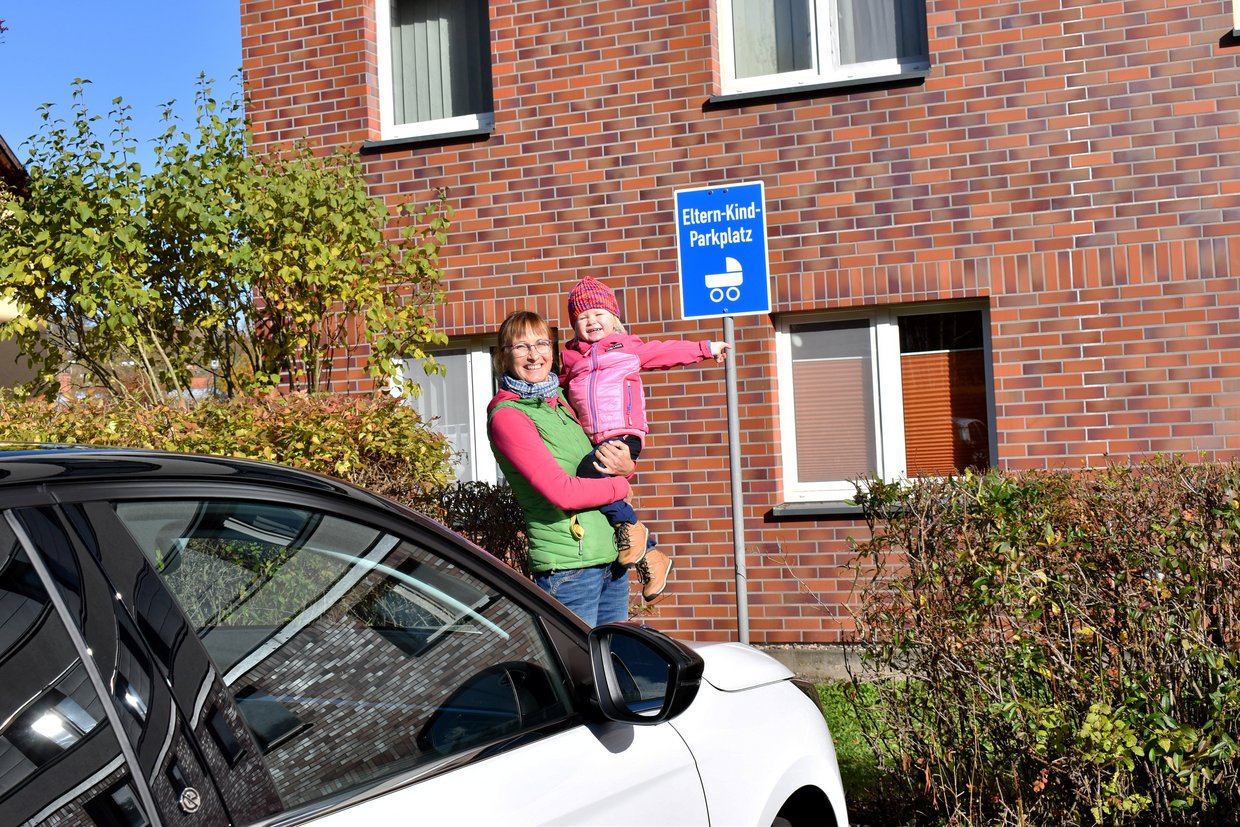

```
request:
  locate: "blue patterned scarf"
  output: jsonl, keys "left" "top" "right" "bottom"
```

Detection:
{"left": 501, "top": 373, "right": 561, "bottom": 400}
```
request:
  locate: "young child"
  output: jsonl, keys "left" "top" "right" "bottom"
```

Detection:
{"left": 562, "top": 276, "right": 730, "bottom": 603}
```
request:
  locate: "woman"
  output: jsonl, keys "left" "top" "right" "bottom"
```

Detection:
{"left": 487, "top": 310, "right": 642, "bottom": 625}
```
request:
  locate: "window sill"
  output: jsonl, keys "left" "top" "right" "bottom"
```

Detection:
{"left": 360, "top": 126, "right": 493, "bottom": 154}
{"left": 708, "top": 68, "right": 930, "bottom": 106}
{"left": 769, "top": 500, "right": 863, "bottom": 519}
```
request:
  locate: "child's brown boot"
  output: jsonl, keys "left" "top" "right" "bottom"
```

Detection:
{"left": 635, "top": 548, "right": 672, "bottom": 603}
{"left": 615, "top": 520, "right": 650, "bottom": 566}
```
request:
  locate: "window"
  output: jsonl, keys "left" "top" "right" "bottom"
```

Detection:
{"left": 116, "top": 499, "right": 573, "bottom": 810}
{"left": 718, "top": 0, "right": 929, "bottom": 96}
{"left": 375, "top": 0, "right": 495, "bottom": 140}
{"left": 776, "top": 305, "right": 993, "bottom": 502}
{"left": 396, "top": 344, "right": 499, "bottom": 482}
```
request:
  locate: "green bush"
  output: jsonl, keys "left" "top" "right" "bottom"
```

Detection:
{"left": 850, "top": 458, "right": 1240, "bottom": 826}
{"left": 0, "top": 392, "right": 454, "bottom": 506}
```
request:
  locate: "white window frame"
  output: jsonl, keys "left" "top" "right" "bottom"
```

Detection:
{"left": 775, "top": 302, "right": 994, "bottom": 503}
{"left": 716, "top": 0, "right": 930, "bottom": 97}
{"left": 374, "top": 0, "right": 495, "bottom": 141}
{"left": 394, "top": 342, "right": 498, "bottom": 483}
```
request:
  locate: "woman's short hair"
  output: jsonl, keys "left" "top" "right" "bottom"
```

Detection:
{"left": 493, "top": 310, "right": 551, "bottom": 376}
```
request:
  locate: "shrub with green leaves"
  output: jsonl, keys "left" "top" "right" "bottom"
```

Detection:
{"left": 851, "top": 458, "right": 1240, "bottom": 826}
{"left": 0, "top": 392, "right": 455, "bottom": 505}
{"left": 0, "top": 78, "right": 449, "bottom": 401}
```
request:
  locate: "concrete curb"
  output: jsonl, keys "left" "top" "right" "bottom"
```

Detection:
{"left": 756, "top": 644, "right": 862, "bottom": 683}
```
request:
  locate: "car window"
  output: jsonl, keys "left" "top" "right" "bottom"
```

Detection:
{"left": 112, "top": 499, "right": 575, "bottom": 811}
{"left": 0, "top": 518, "right": 151, "bottom": 827}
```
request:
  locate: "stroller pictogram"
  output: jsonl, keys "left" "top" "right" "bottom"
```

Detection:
{"left": 705, "top": 257, "right": 743, "bottom": 303}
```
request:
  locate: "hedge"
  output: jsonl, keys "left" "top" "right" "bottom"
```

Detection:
{"left": 0, "top": 392, "right": 533, "bottom": 575}
{"left": 850, "top": 457, "right": 1240, "bottom": 826}
{"left": 0, "top": 392, "right": 450, "bottom": 496}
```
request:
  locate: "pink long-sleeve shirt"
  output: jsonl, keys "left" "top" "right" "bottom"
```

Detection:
{"left": 487, "top": 390, "right": 630, "bottom": 512}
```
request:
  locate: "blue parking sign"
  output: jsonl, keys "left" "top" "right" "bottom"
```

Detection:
{"left": 674, "top": 181, "right": 771, "bottom": 320}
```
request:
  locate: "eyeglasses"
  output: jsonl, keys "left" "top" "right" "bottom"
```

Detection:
{"left": 505, "top": 339, "right": 553, "bottom": 356}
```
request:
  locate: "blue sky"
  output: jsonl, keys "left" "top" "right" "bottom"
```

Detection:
{"left": 0, "top": 2, "right": 242, "bottom": 169}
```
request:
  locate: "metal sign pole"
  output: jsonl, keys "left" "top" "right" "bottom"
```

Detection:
{"left": 673, "top": 181, "right": 768, "bottom": 645}
{"left": 723, "top": 315, "right": 749, "bottom": 644}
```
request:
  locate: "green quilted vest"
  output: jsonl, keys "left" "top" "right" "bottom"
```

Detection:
{"left": 488, "top": 393, "right": 619, "bottom": 573}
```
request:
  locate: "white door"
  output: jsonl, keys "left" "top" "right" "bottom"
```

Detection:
{"left": 309, "top": 719, "right": 708, "bottom": 825}
{"left": 115, "top": 496, "right": 708, "bottom": 826}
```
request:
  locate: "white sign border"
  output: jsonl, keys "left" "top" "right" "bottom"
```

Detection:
{"left": 674, "top": 180, "right": 773, "bottom": 322}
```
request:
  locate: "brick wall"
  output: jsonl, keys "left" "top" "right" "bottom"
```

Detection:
{"left": 241, "top": 0, "right": 1240, "bottom": 643}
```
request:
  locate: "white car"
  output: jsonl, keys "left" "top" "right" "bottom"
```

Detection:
{"left": 0, "top": 447, "right": 848, "bottom": 826}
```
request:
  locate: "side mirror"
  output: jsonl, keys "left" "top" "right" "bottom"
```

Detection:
{"left": 587, "top": 623, "right": 704, "bottom": 725}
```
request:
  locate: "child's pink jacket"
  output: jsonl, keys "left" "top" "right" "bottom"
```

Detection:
{"left": 560, "top": 333, "right": 712, "bottom": 445}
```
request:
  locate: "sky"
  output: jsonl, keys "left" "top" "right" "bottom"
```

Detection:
{"left": 0, "top": 2, "right": 242, "bottom": 170}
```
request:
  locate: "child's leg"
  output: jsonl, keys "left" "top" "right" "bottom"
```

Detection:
{"left": 618, "top": 434, "right": 642, "bottom": 463}
{"left": 611, "top": 436, "right": 670, "bottom": 601}
{"left": 576, "top": 435, "right": 642, "bottom": 476}
{"left": 575, "top": 441, "right": 637, "bottom": 523}
{"left": 577, "top": 437, "right": 648, "bottom": 564}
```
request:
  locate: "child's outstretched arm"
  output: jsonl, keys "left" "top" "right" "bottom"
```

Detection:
{"left": 637, "top": 338, "right": 725, "bottom": 370}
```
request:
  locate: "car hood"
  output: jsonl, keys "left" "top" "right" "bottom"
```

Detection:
{"left": 686, "top": 641, "right": 794, "bottom": 692}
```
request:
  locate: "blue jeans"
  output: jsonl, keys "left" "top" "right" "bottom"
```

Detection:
{"left": 533, "top": 563, "right": 630, "bottom": 626}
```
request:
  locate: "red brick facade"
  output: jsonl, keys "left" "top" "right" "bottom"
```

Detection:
{"left": 241, "top": 0, "right": 1240, "bottom": 643}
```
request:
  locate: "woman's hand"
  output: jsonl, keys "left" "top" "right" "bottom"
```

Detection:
{"left": 710, "top": 341, "right": 732, "bottom": 364}
{"left": 592, "top": 440, "right": 635, "bottom": 476}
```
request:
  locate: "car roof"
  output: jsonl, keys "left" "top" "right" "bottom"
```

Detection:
{"left": 0, "top": 445, "right": 373, "bottom": 502}
{"left": 0, "top": 444, "right": 526, "bottom": 608}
